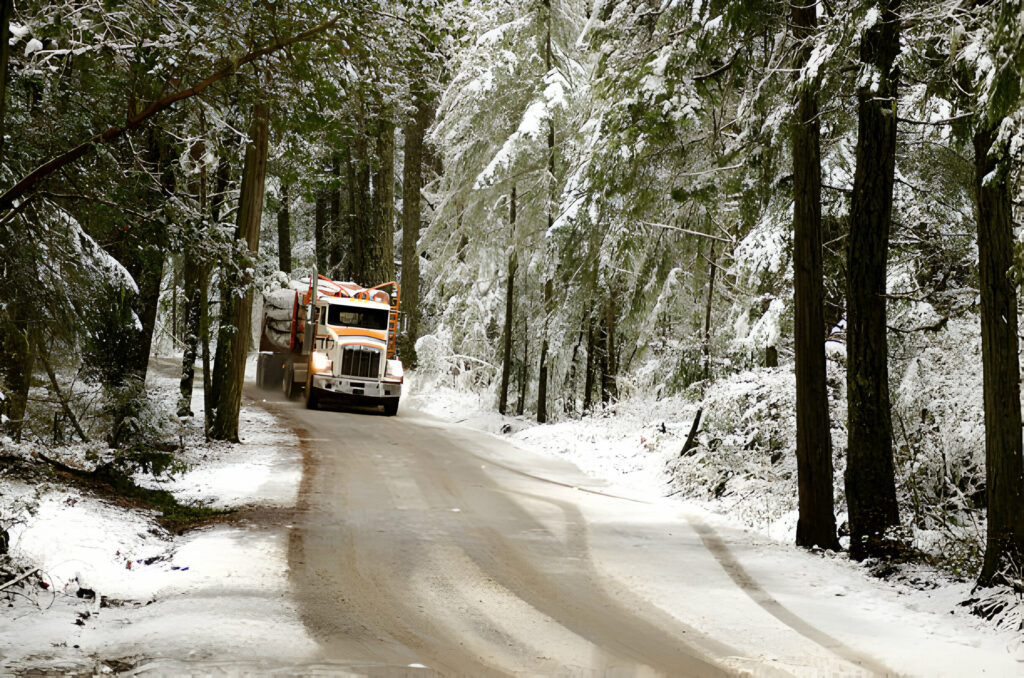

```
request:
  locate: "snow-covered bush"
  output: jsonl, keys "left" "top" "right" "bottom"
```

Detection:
{"left": 890, "top": 315, "right": 987, "bottom": 577}
{"left": 101, "top": 378, "right": 179, "bottom": 475}
{"left": 666, "top": 368, "right": 817, "bottom": 538}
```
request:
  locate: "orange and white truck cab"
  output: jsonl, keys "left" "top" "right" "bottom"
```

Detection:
{"left": 257, "top": 274, "right": 404, "bottom": 416}
{"left": 306, "top": 291, "right": 404, "bottom": 415}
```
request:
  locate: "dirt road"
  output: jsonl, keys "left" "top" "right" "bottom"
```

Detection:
{"left": 255, "top": 389, "right": 903, "bottom": 678}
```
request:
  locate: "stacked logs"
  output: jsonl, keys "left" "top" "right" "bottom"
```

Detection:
{"left": 262, "top": 283, "right": 304, "bottom": 351}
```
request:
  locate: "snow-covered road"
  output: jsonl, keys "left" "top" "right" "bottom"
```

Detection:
{"left": 261, "top": 387, "right": 1021, "bottom": 677}
{"left": 4, "top": 367, "right": 1021, "bottom": 676}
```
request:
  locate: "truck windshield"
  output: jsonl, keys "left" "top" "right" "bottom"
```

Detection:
{"left": 326, "top": 305, "right": 389, "bottom": 331}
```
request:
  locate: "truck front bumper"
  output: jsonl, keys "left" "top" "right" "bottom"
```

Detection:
{"left": 311, "top": 374, "right": 402, "bottom": 400}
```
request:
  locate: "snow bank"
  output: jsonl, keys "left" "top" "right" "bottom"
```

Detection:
{"left": 0, "top": 358, "right": 312, "bottom": 673}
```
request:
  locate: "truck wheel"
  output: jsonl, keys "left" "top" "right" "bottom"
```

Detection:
{"left": 383, "top": 399, "right": 399, "bottom": 417}
{"left": 257, "top": 353, "right": 283, "bottom": 389}
{"left": 283, "top": 362, "right": 296, "bottom": 400}
{"left": 305, "top": 375, "right": 320, "bottom": 410}
{"left": 262, "top": 353, "right": 284, "bottom": 388}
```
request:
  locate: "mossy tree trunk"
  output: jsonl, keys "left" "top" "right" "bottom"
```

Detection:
{"left": 400, "top": 88, "right": 432, "bottom": 365}
{"left": 329, "top": 153, "right": 345, "bottom": 276}
{"left": 348, "top": 130, "right": 372, "bottom": 285}
{"left": 365, "top": 119, "right": 396, "bottom": 287}
{"left": 974, "top": 120, "right": 1024, "bottom": 586}
{"left": 210, "top": 102, "right": 270, "bottom": 442}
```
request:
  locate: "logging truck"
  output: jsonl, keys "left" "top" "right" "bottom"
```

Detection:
{"left": 256, "top": 274, "right": 404, "bottom": 416}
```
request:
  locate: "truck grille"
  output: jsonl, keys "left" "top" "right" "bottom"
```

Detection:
{"left": 340, "top": 347, "right": 381, "bottom": 379}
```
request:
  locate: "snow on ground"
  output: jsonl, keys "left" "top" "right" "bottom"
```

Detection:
{"left": 0, "top": 357, "right": 316, "bottom": 674}
{"left": 3, "top": 356, "right": 1021, "bottom": 674}
{"left": 405, "top": 369, "right": 1024, "bottom": 676}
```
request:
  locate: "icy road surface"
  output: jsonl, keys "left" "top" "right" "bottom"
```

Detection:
{"left": 254, "top": 387, "right": 1018, "bottom": 677}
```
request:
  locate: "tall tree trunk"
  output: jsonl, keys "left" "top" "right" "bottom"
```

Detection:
{"left": 179, "top": 157, "right": 208, "bottom": 418}
{"left": 790, "top": 1, "right": 839, "bottom": 551}
{"left": 200, "top": 263, "right": 212, "bottom": 436}
{"left": 583, "top": 306, "right": 596, "bottom": 413}
{"left": 537, "top": 1, "right": 555, "bottom": 424}
{"left": 341, "top": 145, "right": 357, "bottom": 280}
{"left": 601, "top": 289, "right": 618, "bottom": 403}
{"left": 499, "top": 186, "right": 517, "bottom": 415}
{"left": 517, "top": 328, "right": 529, "bottom": 417}
{"left": 329, "top": 153, "right": 345, "bottom": 276}
{"left": 210, "top": 102, "right": 270, "bottom": 442}
{"left": 366, "top": 119, "right": 396, "bottom": 286}
{"left": 205, "top": 147, "right": 231, "bottom": 433}
{"left": 0, "top": 0, "right": 12, "bottom": 163}
{"left": 171, "top": 264, "right": 179, "bottom": 343}
{"left": 117, "top": 129, "right": 172, "bottom": 384}
{"left": 349, "top": 131, "right": 372, "bottom": 285}
{"left": 277, "top": 182, "right": 292, "bottom": 273}
{"left": 0, "top": 0, "right": 12, "bottom": 429}
{"left": 400, "top": 89, "right": 432, "bottom": 364}
{"left": 975, "top": 120, "right": 1024, "bottom": 586}
{"left": 314, "top": 191, "right": 328, "bottom": 274}
{"left": 537, "top": 279, "right": 552, "bottom": 423}
{"left": 845, "top": 0, "right": 901, "bottom": 561}
{"left": 0, "top": 301, "right": 33, "bottom": 441}
{"left": 128, "top": 250, "right": 164, "bottom": 378}
{"left": 178, "top": 258, "right": 202, "bottom": 417}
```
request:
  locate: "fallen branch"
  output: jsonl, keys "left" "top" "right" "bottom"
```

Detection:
{"left": 898, "top": 112, "right": 972, "bottom": 127}
{"left": 33, "top": 333, "right": 90, "bottom": 443}
{"left": 0, "top": 13, "right": 343, "bottom": 213}
{"left": 888, "top": 316, "right": 949, "bottom": 334}
{"left": 33, "top": 448, "right": 91, "bottom": 476}
{"left": 0, "top": 568, "right": 40, "bottom": 593}
{"left": 680, "top": 408, "right": 703, "bottom": 457}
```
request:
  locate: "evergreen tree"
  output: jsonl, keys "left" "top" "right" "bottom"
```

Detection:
{"left": 845, "top": 0, "right": 902, "bottom": 560}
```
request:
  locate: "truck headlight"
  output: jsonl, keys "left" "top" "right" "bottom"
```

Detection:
{"left": 311, "top": 352, "right": 331, "bottom": 373}
{"left": 384, "top": 359, "right": 404, "bottom": 382}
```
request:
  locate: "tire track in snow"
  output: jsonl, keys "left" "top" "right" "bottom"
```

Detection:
{"left": 687, "top": 517, "right": 895, "bottom": 677}
{"left": 464, "top": 440, "right": 895, "bottom": 676}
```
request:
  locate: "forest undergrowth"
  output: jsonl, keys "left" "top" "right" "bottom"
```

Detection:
{"left": 0, "top": 365, "right": 234, "bottom": 604}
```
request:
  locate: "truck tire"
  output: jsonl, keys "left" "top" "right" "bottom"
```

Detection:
{"left": 257, "top": 353, "right": 284, "bottom": 390}
{"left": 383, "top": 398, "right": 399, "bottom": 417}
{"left": 305, "top": 373, "right": 320, "bottom": 410}
{"left": 283, "top": 362, "right": 297, "bottom": 400}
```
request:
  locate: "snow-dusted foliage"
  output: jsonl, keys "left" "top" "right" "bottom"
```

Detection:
{"left": 2, "top": 0, "right": 1023, "bottom": 611}
{"left": 412, "top": 0, "right": 1024, "bottom": 593}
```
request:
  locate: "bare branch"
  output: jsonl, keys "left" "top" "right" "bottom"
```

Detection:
{"left": 640, "top": 220, "right": 733, "bottom": 243}
{"left": 897, "top": 112, "right": 972, "bottom": 126}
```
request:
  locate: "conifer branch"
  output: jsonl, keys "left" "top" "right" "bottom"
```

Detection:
{"left": 0, "top": 13, "right": 342, "bottom": 214}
